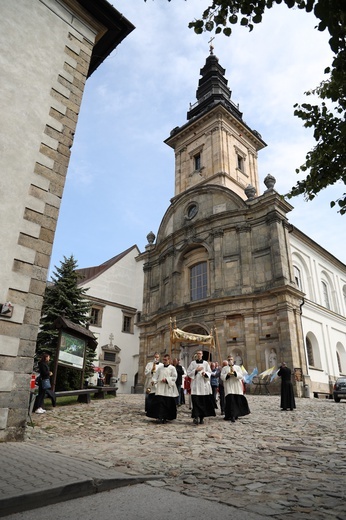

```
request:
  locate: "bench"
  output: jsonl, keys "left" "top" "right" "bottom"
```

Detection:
{"left": 55, "top": 389, "right": 96, "bottom": 404}
{"left": 52, "top": 385, "right": 118, "bottom": 404}
{"left": 313, "top": 391, "right": 332, "bottom": 399}
{"left": 55, "top": 386, "right": 117, "bottom": 403}
{"left": 88, "top": 386, "right": 118, "bottom": 399}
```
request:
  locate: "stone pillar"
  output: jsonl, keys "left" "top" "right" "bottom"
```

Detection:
{"left": 236, "top": 225, "right": 253, "bottom": 293}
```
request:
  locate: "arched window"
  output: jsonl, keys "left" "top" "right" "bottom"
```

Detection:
{"left": 336, "top": 342, "right": 346, "bottom": 374}
{"left": 321, "top": 281, "right": 330, "bottom": 309}
{"left": 337, "top": 352, "right": 342, "bottom": 373}
{"left": 291, "top": 252, "right": 310, "bottom": 299}
{"left": 190, "top": 262, "right": 207, "bottom": 301}
{"left": 306, "top": 336, "right": 314, "bottom": 366}
{"left": 305, "top": 332, "right": 322, "bottom": 369}
{"left": 293, "top": 265, "right": 302, "bottom": 291}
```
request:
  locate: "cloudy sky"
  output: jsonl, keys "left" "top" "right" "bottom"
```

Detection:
{"left": 49, "top": 0, "right": 345, "bottom": 276}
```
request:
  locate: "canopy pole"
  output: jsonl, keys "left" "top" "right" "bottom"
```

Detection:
{"left": 214, "top": 326, "right": 222, "bottom": 365}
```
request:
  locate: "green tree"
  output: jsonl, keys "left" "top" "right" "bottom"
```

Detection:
{"left": 187, "top": 0, "right": 346, "bottom": 213}
{"left": 36, "top": 255, "right": 96, "bottom": 390}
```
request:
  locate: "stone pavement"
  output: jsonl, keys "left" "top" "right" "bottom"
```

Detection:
{"left": 1, "top": 394, "right": 346, "bottom": 519}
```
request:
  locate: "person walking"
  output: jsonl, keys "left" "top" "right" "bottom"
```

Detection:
{"left": 218, "top": 360, "right": 228, "bottom": 415}
{"left": 144, "top": 352, "right": 163, "bottom": 413}
{"left": 278, "top": 362, "right": 296, "bottom": 411}
{"left": 33, "top": 353, "right": 56, "bottom": 414}
{"left": 146, "top": 354, "right": 178, "bottom": 423}
{"left": 221, "top": 355, "right": 250, "bottom": 423}
{"left": 210, "top": 362, "right": 220, "bottom": 408}
{"left": 187, "top": 350, "right": 216, "bottom": 425}
{"left": 172, "top": 358, "right": 184, "bottom": 406}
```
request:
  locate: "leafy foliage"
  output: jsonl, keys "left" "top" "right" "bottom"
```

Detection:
{"left": 36, "top": 255, "right": 96, "bottom": 390}
{"left": 188, "top": 0, "right": 346, "bottom": 213}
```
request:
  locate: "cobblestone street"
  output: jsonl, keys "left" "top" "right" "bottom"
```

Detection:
{"left": 26, "top": 394, "right": 346, "bottom": 519}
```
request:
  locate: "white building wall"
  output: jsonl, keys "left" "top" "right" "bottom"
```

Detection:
{"left": 290, "top": 232, "right": 346, "bottom": 392}
{"left": 80, "top": 247, "right": 144, "bottom": 394}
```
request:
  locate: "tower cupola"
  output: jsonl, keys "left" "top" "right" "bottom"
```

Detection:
{"left": 165, "top": 51, "right": 266, "bottom": 200}
{"left": 187, "top": 47, "right": 242, "bottom": 122}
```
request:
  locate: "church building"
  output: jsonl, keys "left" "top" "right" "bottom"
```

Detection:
{"left": 136, "top": 49, "right": 346, "bottom": 397}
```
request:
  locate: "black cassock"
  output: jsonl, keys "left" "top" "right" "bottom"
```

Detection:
{"left": 146, "top": 394, "right": 177, "bottom": 421}
{"left": 278, "top": 366, "right": 296, "bottom": 410}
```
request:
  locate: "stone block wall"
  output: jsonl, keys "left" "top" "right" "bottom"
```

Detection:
{"left": 0, "top": 0, "right": 98, "bottom": 441}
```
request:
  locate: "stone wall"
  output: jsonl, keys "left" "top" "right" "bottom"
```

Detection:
{"left": 0, "top": 0, "right": 104, "bottom": 440}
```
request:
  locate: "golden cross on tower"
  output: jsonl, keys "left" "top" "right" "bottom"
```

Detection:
{"left": 208, "top": 36, "right": 215, "bottom": 55}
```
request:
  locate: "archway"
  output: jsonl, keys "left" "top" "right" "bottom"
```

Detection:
{"left": 103, "top": 365, "right": 113, "bottom": 385}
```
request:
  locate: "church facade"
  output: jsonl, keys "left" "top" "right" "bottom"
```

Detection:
{"left": 137, "top": 50, "right": 346, "bottom": 397}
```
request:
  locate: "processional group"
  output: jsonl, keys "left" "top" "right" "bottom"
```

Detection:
{"left": 143, "top": 318, "right": 274, "bottom": 424}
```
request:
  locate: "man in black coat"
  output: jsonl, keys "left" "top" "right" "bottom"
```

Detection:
{"left": 277, "top": 362, "right": 296, "bottom": 411}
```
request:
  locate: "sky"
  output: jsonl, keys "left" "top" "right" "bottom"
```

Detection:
{"left": 49, "top": 0, "right": 345, "bottom": 277}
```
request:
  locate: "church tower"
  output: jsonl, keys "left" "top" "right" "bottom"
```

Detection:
{"left": 165, "top": 47, "right": 266, "bottom": 200}
{"left": 137, "top": 51, "right": 306, "bottom": 396}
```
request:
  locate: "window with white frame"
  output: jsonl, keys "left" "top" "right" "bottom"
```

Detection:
{"left": 294, "top": 265, "right": 303, "bottom": 291}
{"left": 306, "top": 332, "right": 322, "bottom": 369}
{"left": 337, "top": 352, "right": 342, "bottom": 373}
{"left": 336, "top": 342, "right": 346, "bottom": 374}
{"left": 89, "top": 305, "right": 103, "bottom": 327}
{"left": 306, "top": 337, "right": 314, "bottom": 366}
{"left": 321, "top": 281, "right": 330, "bottom": 309}
{"left": 122, "top": 310, "right": 135, "bottom": 334}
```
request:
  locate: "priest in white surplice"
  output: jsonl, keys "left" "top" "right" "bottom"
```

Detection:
{"left": 221, "top": 355, "right": 250, "bottom": 422}
{"left": 187, "top": 349, "right": 216, "bottom": 425}
{"left": 144, "top": 352, "right": 163, "bottom": 412}
{"left": 146, "top": 354, "right": 178, "bottom": 423}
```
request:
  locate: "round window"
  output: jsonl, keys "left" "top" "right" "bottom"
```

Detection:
{"left": 187, "top": 204, "right": 198, "bottom": 219}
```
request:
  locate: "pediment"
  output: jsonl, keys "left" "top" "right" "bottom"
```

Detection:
{"left": 156, "top": 185, "right": 246, "bottom": 245}
{"left": 101, "top": 344, "right": 121, "bottom": 353}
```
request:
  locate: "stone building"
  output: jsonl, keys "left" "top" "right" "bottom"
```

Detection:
{"left": 137, "top": 49, "right": 346, "bottom": 396}
{"left": 76, "top": 245, "right": 144, "bottom": 394}
{"left": 0, "top": 0, "right": 134, "bottom": 440}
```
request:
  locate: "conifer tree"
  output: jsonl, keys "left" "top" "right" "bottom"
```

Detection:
{"left": 36, "top": 255, "right": 96, "bottom": 390}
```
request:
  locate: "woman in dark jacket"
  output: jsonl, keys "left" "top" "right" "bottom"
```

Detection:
{"left": 277, "top": 362, "right": 296, "bottom": 411}
{"left": 33, "top": 353, "right": 56, "bottom": 413}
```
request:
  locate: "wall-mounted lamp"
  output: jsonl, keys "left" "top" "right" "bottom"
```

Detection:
{"left": 0, "top": 302, "right": 13, "bottom": 318}
{"left": 120, "top": 374, "right": 127, "bottom": 383}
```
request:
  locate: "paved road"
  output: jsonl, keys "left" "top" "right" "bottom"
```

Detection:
{"left": 13, "top": 394, "right": 346, "bottom": 519}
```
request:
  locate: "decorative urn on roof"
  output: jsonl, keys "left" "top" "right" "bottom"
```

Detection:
{"left": 244, "top": 184, "right": 256, "bottom": 200}
{"left": 264, "top": 174, "right": 276, "bottom": 191}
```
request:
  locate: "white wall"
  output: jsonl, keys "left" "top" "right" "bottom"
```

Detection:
{"left": 81, "top": 247, "right": 144, "bottom": 393}
{"left": 290, "top": 232, "right": 346, "bottom": 387}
